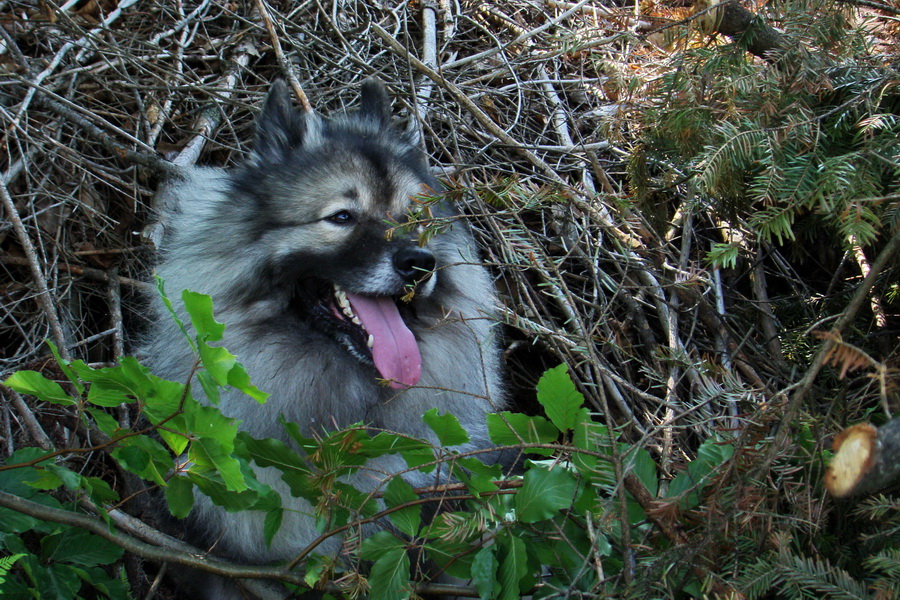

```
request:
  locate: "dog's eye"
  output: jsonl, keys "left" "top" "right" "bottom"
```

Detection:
{"left": 325, "top": 210, "right": 356, "bottom": 225}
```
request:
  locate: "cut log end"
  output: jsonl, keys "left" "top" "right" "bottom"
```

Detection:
{"left": 825, "top": 423, "right": 877, "bottom": 498}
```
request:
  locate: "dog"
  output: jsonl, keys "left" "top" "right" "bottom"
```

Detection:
{"left": 142, "top": 80, "right": 506, "bottom": 598}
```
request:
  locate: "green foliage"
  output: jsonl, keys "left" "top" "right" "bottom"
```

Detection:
{"left": 730, "top": 478, "right": 900, "bottom": 599}
{"left": 633, "top": 2, "right": 900, "bottom": 261}
{"left": 706, "top": 241, "right": 740, "bottom": 269}
{"left": 0, "top": 285, "right": 285, "bottom": 598}
{"left": 0, "top": 449, "right": 127, "bottom": 599}
{"left": 0, "top": 553, "right": 25, "bottom": 586}
{"left": 10, "top": 288, "right": 890, "bottom": 599}
{"left": 628, "top": 8, "right": 900, "bottom": 594}
{"left": 736, "top": 545, "right": 876, "bottom": 600}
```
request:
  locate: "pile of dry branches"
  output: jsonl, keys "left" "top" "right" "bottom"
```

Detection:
{"left": 0, "top": 0, "right": 710, "bottom": 436}
{"left": 4, "top": 0, "right": 900, "bottom": 595}
{"left": 1, "top": 0, "right": 759, "bottom": 442}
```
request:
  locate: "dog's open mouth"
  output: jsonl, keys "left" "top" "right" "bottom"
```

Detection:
{"left": 314, "top": 283, "right": 422, "bottom": 389}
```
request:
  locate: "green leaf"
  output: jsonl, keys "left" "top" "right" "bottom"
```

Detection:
{"left": 86, "top": 407, "right": 120, "bottom": 437}
{"left": 47, "top": 341, "right": 84, "bottom": 395}
{"left": 23, "top": 468, "right": 63, "bottom": 491}
{"left": 76, "top": 357, "right": 154, "bottom": 404}
{"left": 188, "top": 405, "right": 239, "bottom": 452}
{"left": 628, "top": 447, "right": 658, "bottom": 498}
{"left": 261, "top": 494, "right": 284, "bottom": 548}
{"left": 363, "top": 432, "right": 435, "bottom": 472}
{"left": 182, "top": 289, "right": 226, "bottom": 342}
{"left": 86, "top": 382, "right": 132, "bottom": 407}
{"left": 536, "top": 364, "right": 584, "bottom": 433}
{"left": 2, "top": 533, "right": 31, "bottom": 555}
{"left": 198, "top": 341, "right": 236, "bottom": 386}
{"left": 497, "top": 532, "right": 528, "bottom": 600}
{"left": 234, "top": 433, "right": 315, "bottom": 500}
{"left": 0, "top": 448, "right": 54, "bottom": 499}
{"left": 165, "top": 474, "right": 195, "bottom": 518}
{"left": 706, "top": 242, "right": 740, "bottom": 269}
{"left": 666, "top": 437, "right": 734, "bottom": 506}
{"left": 0, "top": 508, "right": 41, "bottom": 533}
{"left": 41, "top": 528, "right": 124, "bottom": 566}
{"left": 4, "top": 371, "right": 74, "bottom": 406}
{"left": 279, "top": 419, "right": 318, "bottom": 450}
{"left": 197, "top": 370, "right": 221, "bottom": 405}
{"left": 112, "top": 445, "right": 147, "bottom": 478}
{"left": 195, "top": 343, "right": 269, "bottom": 404}
{"left": 72, "top": 565, "right": 129, "bottom": 599}
{"left": 423, "top": 408, "right": 469, "bottom": 446}
{"left": 515, "top": 467, "right": 577, "bottom": 523}
{"left": 140, "top": 376, "right": 186, "bottom": 416}
{"left": 487, "top": 412, "right": 557, "bottom": 455}
{"left": 0, "top": 553, "right": 26, "bottom": 585}
{"left": 695, "top": 436, "right": 734, "bottom": 470}
{"left": 454, "top": 457, "right": 501, "bottom": 496}
{"left": 667, "top": 471, "right": 700, "bottom": 508}
{"left": 303, "top": 554, "right": 329, "bottom": 589}
{"left": 471, "top": 545, "right": 499, "bottom": 600}
{"left": 189, "top": 438, "right": 248, "bottom": 492}
{"left": 366, "top": 548, "right": 410, "bottom": 600}
{"left": 384, "top": 477, "right": 421, "bottom": 538}
{"left": 571, "top": 409, "right": 614, "bottom": 484}
{"left": 332, "top": 481, "right": 379, "bottom": 519}
{"left": 226, "top": 363, "right": 269, "bottom": 403}
{"left": 111, "top": 435, "right": 172, "bottom": 486}
{"left": 360, "top": 531, "right": 406, "bottom": 561}
{"left": 188, "top": 467, "right": 260, "bottom": 512}
{"left": 156, "top": 276, "right": 193, "bottom": 349}
{"left": 46, "top": 464, "right": 82, "bottom": 491}
{"left": 41, "top": 563, "right": 82, "bottom": 600}
{"left": 81, "top": 476, "right": 118, "bottom": 505}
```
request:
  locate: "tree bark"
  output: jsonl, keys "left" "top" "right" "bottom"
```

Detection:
{"left": 825, "top": 419, "right": 900, "bottom": 498}
{"left": 713, "top": 1, "right": 791, "bottom": 62}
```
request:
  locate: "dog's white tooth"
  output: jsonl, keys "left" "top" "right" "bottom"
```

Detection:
{"left": 367, "top": 334, "right": 374, "bottom": 349}
{"left": 335, "top": 289, "right": 349, "bottom": 309}
{"left": 342, "top": 306, "right": 354, "bottom": 318}
{"left": 352, "top": 316, "right": 361, "bottom": 325}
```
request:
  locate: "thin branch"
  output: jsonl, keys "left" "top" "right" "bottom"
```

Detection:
{"left": 0, "top": 178, "right": 70, "bottom": 359}
{"left": 770, "top": 227, "right": 900, "bottom": 456}
{"left": 0, "top": 489, "right": 306, "bottom": 585}
{"left": 255, "top": 0, "right": 313, "bottom": 112}
{"left": 372, "top": 23, "right": 566, "bottom": 184}
{"left": 2, "top": 386, "right": 53, "bottom": 450}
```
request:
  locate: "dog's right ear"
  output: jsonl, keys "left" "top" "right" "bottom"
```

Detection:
{"left": 252, "top": 80, "right": 319, "bottom": 162}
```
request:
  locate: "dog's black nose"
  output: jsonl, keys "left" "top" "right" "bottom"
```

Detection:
{"left": 393, "top": 246, "right": 436, "bottom": 283}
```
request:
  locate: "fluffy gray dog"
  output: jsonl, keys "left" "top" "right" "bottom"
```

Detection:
{"left": 143, "top": 80, "right": 505, "bottom": 598}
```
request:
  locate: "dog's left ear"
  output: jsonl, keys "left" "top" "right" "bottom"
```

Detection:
{"left": 359, "top": 79, "right": 391, "bottom": 128}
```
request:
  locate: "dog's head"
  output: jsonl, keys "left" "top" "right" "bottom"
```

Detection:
{"left": 232, "top": 80, "right": 461, "bottom": 389}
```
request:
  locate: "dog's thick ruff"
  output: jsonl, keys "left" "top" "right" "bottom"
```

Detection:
{"left": 143, "top": 80, "right": 505, "bottom": 599}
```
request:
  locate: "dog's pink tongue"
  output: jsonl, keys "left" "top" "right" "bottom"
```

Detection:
{"left": 345, "top": 292, "right": 421, "bottom": 388}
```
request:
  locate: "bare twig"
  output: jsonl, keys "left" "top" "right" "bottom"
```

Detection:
{"left": 0, "top": 255, "right": 152, "bottom": 291}
{"left": 2, "top": 386, "right": 53, "bottom": 450}
{"left": 0, "top": 178, "right": 70, "bottom": 359}
{"left": 770, "top": 227, "right": 900, "bottom": 457}
{"left": 255, "top": 0, "right": 312, "bottom": 112}
{"left": 0, "top": 489, "right": 306, "bottom": 586}
{"left": 372, "top": 23, "right": 566, "bottom": 184}
{"left": 13, "top": 0, "right": 143, "bottom": 127}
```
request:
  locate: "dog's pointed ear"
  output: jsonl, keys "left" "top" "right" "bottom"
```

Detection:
{"left": 359, "top": 79, "right": 391, "bottom": 128}
{"left": 253, "top": 80, "right": 316, "bottom": 161}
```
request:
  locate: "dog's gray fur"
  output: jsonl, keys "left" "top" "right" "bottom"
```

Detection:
{"left": 143, "top": 80, "right": 505, "bottom": 598}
